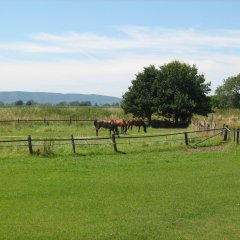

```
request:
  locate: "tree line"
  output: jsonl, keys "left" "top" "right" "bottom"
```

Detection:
{"left": 211, "top": 74, "right": 240, "bottom": 109}
{"left": 0, "top": 100, "right": 120, "bottom": 107}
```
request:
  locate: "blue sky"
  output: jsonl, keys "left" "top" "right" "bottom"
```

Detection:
{"left": 1, "top": 0, "right": 240, "bottom": 97}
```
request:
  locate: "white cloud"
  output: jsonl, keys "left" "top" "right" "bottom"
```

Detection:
{"left": 0, "top": 27, "right": 240, "bottom": 96}
{"left": 0, "top": 27, "right": 240, "bottom": 53}
{"left": 1, "top": 27, "right": 240, "bottom": 54}
{"left": 1, "top": 52, "right": 240, "bottom": 96}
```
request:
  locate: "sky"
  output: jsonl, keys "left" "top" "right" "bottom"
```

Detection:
{"left": 0, "top": 0, "right": 240, "bottom": 97}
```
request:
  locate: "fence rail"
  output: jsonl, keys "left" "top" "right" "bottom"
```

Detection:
{"left": 0, "top": 119, "right": 94, "bottom": 123}
{"left": 0, "top": 127, "right": 231, "bottom": 155}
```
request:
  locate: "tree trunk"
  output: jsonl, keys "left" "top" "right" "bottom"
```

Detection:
{"left": 174, "top": 116, "right": 179, "bottom": 127}
{"left": 146, "top": 114, "right": 152, "bottom": 126}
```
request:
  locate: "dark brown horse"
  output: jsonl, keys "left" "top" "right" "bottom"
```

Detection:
{"left": 113, "top": 119, "right": 127, "bottom": 134}
{"left": 94, "top": 120, "right": 119, "bottom": 136}
{"left": 127, "top": 118, "right": 147, "bottom": 133}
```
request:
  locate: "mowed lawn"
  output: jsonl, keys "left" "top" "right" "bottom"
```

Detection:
{"left": 0, "top": 145, "right": 239, "bottom": 240}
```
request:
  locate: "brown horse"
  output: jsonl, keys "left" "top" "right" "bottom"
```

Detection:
{"left": 127, "top": 118, "right": 147, "bottom": 133}
{"left": 93, "top": 120, "right": 119, "bottom": 136}
{"left": 113, "top": 119, "right": 127, "bottom": 134}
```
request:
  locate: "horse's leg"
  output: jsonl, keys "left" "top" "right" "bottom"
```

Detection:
{"left": 96, "top": 126, "right": 101, "bottom": 136}
{"left": 115, "top": 126, "right": 119, "bottom": 136}
{"left": 124, "top": 124, "right": 127, "bottom": 134}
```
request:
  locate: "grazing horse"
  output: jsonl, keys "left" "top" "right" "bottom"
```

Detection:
{"left": 93, "top": 120, "right": 119, "bottom": 136}
{"left": 113, "top": 119, "right": 127, "bottom": 134}
{"left": 127, "top": 118, "right": 147, "bottom": 133}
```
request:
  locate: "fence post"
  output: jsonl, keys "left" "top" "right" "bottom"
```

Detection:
{"left": 28, "top": 135, "right": 33, "bottom": 154}
{"left": 234, "top": 128, "right": 236, "bottom": 143}
{"left": 236, "top": 128, "right": 239, "bottom": 144}
{"left": 184, "top": 132, "right": 189, "bottom": 145}
{"left": 71, "top": 134, "right": 76, "bottom": 153}
{"left": 111, "top": 133, "right": 118, "bottom": 152}
{"left": 223, "top": 125, "right": 228, "bottom": 141}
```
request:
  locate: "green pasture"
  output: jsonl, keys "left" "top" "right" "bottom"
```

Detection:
{"left": 0, "top": 145, "right": 239, "bottom": 239}
{"left": 0, "top": 118, "right": 225, "bottom": 157}
{"left": 0, "top": 107, "right": 239, "bottom": 239}
{"left": 0, "top": 106, "right": 228, "bottom": 157}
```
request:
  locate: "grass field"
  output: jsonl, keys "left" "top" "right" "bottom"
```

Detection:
{"left": 0, "top": 144, "right": 239, "bottom": 239}
{"left": 0, "top": 107, "right": 239, "bottom": 239}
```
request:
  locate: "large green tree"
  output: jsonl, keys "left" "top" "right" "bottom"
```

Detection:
{"left": 154, "top": 61, "right": 211, "bottom": 125}
{"left": 214, "top": 74, "right": 240, "bottom": 108}
{"left": 122, "top": 61, "right": 211, "bottom": 126}
{"left": 121, "top": 65, "right": 158, "bottom": 123}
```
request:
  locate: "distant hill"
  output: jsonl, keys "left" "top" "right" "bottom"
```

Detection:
{"left": 0, "top": 91, "right": 122, "bottom": 105}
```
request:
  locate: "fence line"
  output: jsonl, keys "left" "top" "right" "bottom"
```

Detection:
{"left": 0, "top": 119, "right": 95, "bottom": 123}
{"left": 118, "top": 127, "right": 227, "bottom": 139}
{"left": 0, "top": 127, "right": 230, "bottom": 155}
{"left": 191, "top": 129, "right": 225, "bottom": 146}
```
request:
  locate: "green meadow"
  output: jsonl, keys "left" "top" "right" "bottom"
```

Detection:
{"left": 0, "top": 107, "right": 239, "bottom": 239}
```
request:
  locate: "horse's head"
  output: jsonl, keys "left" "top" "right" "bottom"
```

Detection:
{"left": 93, "top": 119, "right": 98, "bottom": 127}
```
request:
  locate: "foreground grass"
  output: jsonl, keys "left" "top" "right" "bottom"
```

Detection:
{"left": 0, "top": 145, "right": 239, "bottom": 239}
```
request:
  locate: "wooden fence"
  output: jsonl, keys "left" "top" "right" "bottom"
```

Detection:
{"left": 0, "top": 127, "right": 231, "bottom": 155}
{"left": 0, "top": 119, "right": 93, "bottom": 124}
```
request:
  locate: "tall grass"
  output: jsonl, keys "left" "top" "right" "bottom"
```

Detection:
{"left": 0, "top": 106, "right": 130, "bottom": 120}
{"left": 195, "top": 108, "right": 240, "bottom": 128}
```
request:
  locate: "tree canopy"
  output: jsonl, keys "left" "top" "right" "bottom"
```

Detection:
{"left": 213, "top": 74, "right": 240, "bottom": 109}
{"left": 122, "top": 61, "right": 211, "bottom": 126}
{"left": 121, "top": 65, "right": 158, "bottom": 122}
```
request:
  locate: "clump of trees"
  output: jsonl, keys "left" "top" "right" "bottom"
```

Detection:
{"left": 121, "top": 61, "right": 211, "bottom": 126}
{"left": 211, "top": 74, "right": 240, "bottom": 109}
{"left": 56, "top": 101, "right": 92, "bottom": 107}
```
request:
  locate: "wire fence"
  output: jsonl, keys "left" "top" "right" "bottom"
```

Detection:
{"left": 0, "top": 127, "right": 231, "bottom": 155}
{"left": 0, "top": 119, "right": 94, "bottom": 123}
